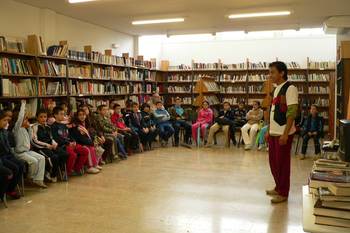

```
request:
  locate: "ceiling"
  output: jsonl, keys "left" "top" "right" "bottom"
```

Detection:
{"left": 15, "top": 0, "right": 350, "bottom": 36}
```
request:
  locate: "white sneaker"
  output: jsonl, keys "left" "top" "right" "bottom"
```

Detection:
{"left": 244, "top": 144, "right": 252, "bottom": 150}
{"left": 51, "top": 177, "right": 57, "bottom": 183}
{"left": 257, "top": 145, "right": 263, "bottom": 151}
{"left": 86, "top": 167, "right": 100, "bottom": 174}
{"left": 96, "top": 165, "right": 103, "bottom": 170}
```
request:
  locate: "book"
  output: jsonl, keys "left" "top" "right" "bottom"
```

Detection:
{"left": 47, "top": 45, "right": 68, "bottom": 57}
{"left": 315, "top": 215, "right": 350, "bottom": 228}
{"left": 314, "top": 199, "right": 350, "bottom": 220}
{"left": 0, "top": 36, "right": 6, "bottom": 51}
{"left": 329, "top": 184, "right": 350, "bottom": 196}
{"left": 27, "top": 34, "right": 46, "bottom": 55}
{"left": 310, "top": 170, "right": 350, "bottom": 183}
{"left": 316, "top": 187, "right": 350, "bottom": 202}
{"left": 315, "top": 159, "right": 349, "bottom": 168}
{"left": 68, "top": 65, "right": 91, "bottom": 78}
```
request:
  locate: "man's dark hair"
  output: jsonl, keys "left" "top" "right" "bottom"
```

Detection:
{"left": 132, "top": 102, "right": 139, "bottom": 107}
{"left": 97, "top": 105, "right": 107, "bottom": 111}
{"left": 269, "top": 61, "right": 288, "bottom": 80}
{"left": 155, "top": 101, "right": 163, "bottom": 105}
{"left": 36, "top": 108, "right": 47, "bottom": 117}
{"left": 53, "top": 106, "right": 64, "bottom": 116}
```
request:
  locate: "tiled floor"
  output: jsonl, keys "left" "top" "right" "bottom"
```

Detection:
{"left": 0, "top": 144, "right": 313, "bottom": 233}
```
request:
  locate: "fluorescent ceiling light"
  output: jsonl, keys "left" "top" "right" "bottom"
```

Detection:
{"left": 228, "top": 11, "right": 291, "bottom": 19}
{"left": 132, "top": 18, "right": 185, "bottom": 25}
{"left": 68, "top": 0, "right": 96, "bottom": 3}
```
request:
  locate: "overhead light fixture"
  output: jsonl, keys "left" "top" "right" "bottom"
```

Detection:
{"left": 68, "top": 0, "right": 96, "bottom": 3}
{"left": 228, "top": 11, "right": 291, "bottom": 19}
{"left": 132, "top": 18, "right": 185, "bottom": 25}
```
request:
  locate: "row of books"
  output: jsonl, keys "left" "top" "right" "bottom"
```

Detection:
{"left": 38, "top": 80, "right": 67, "bottom": 96}
{"left": 221, "top": 74, "right": 246, "bottom": 82}
{"left": 1, "top": 79, "right": 37, "bottom": 97}
{"left": 68, "top": 65, "right": 91, "bottom": 78}
{"left": 197, "top": 95, "right": 220, "bottom": 105}
{"left": 289, "top": 74, "right": 306, "bottom": 81}
{"left": 47, "top": 45, "right": 68, "bottom": 57}
{"left": 0, "top": 36, "right": 25, "bottom": 53}
{"left": 167, "top": 86, "right": 192, "bottom": 93}
{"left": 308, "top": 159, "right": 350, "bottom": 229}
{"left": 309, "top": 61, "right": 336, "bottom": 69}
{"left": 192, "top": 62, "right": 222, "bottom": 70}
{"left": 168, "top": 74, "right": 192, "bottom": 82}
{"left": 248, "top": 85, "right": 263, "bottom": 93}
{"left": 220, "top": 86, "right": 246, "bottom": 94}
{"left": 312, "top": 98, "right": 330, "bottom": 107}
{"left": 222, "top": 97, "right": 245, "bottom": 105}
{"left": 309, "top": 86, "right": 329, "bottom": 94}
{"left": 0, "top": 58, "right": 34, "bottom": 75}
{"left": 169, "top": 97, "right": 192, "bottom": 105}
{"left": 144, "top": 71, "right": 156, "bottom": 82}
{"left": 308, "top": 74, "right": 330, "bottom": 82}
{"left": 248, "top": 74, "right": 268, "bottom": 81}
{"left": 135, "top": 59, "right": 156, "bottom": 69}
{"left": 145, "top": 84, "right": 156, "bottom": 94}
{"left": 168, "top": 64, "right": 191, "bottom": 70}
{"left": 69, "top": 81, "right": 144, "bottom": 96}
{"left": 38, "top": 60, "right": 66, "bottom": 77}
{"left": 203, "top": 81, "right": 220, "bottom": 92}
{"left": 91, "top": 51, "right": 125, "bottom": 65}
{"left": 68, "top": 50, "right": 90, "bottom": 61}
{"left": 222, "top": 63, "right": 246, "bottom": 70}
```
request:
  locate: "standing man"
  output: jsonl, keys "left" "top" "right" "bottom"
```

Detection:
{"left": 266, "top": 61, "right": 299, "bottom": 204}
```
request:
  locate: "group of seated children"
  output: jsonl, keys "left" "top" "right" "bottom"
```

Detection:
{"left": 0, "top": 96, "right": 287, "bottom": 204}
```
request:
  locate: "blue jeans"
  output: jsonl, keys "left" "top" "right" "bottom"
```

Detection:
{"left": 115, "top": 136, "right": 127, "bottom": 158}
{"left": 157, "top": 122, "right": 175, "bottom": 141}
{"left": 257, "top": 125, "right": 268, "bottom": 146}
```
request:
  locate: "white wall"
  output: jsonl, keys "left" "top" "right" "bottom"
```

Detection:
{"left": 139, "top": 32, "right": 336, "bottom": 68}
{"left": 0, "top": 0, "right": 134, "bottom": 56}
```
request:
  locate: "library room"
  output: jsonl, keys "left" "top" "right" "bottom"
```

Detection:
{"left": 1, "top": 0, "right": 350, "bottom": 233}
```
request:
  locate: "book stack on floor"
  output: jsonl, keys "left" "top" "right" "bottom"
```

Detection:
{"left": 309, "top": 159, "right": 350, "bottom": 229}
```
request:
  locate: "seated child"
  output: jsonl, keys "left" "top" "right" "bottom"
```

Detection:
{"left": 70, "top": 109, "right": 102, "bottom": 173}
{"left": 51, "top": 107, "right": 95, "bottom": 175}
{"left": 129, "top": 102, "right": 156, "bottom": 150}
{"left": 31, "top": 109, "right": 68, "bottom": 182}
{"left": 168, "top": 97, "right": 192, "bottom": 146}
{"left": 79, "top": 104, "right": 111, "bottom": 164}
{"left": 241, "top": 101, "right": 263, "bottom": 150}
{"left": 207, "top": 101, "right": 236, "bottom": 147}
{"left": 153, "top": 101, "right": 175, "bottom": 146}
{"left": 140, "top": 103, "right": 158, "bottom": 150}
{"left": 233, "top": 101, "right": 247, "bottom": 128}
{"left": 0, "top": 109, "right": 24, "bottom": 199}
{"left": 192, "top": 101, "right": 213, "bottom": 145}
{"left": 95, "top": 105, "right": 127, "bottom": 160}
{"left": 11, "top": 100, "right": 47, "bottom": 188}
{"left": 111, "top": 104, "right": 140, "bottom": 153}
{"left": 300, "top": 104, "right": 324, "bottom": 160}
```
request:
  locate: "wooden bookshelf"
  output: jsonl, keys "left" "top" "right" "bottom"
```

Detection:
{"left": 0, "top": 50, "right": 162, "bottom": 110}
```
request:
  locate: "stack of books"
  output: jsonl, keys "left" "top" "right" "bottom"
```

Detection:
{"left": 309, "top": 159, "right": 350, "bottom": 229}
{"left": 1, "top": 79, "right": 36, "bottom": 97}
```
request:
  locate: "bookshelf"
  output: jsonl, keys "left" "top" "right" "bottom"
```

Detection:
{"left": 193, "top": 76, "right": 220, "bottom": 107}
{"left": 336, "top": 58, "right": 350, "bottom": 136}
{"left": 0, "top": 49, "right": 162, "bottom": 111}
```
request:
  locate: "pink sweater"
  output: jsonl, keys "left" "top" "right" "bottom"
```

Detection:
{"left": 196, "top": 108, "right": 213, "bottom": 125}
